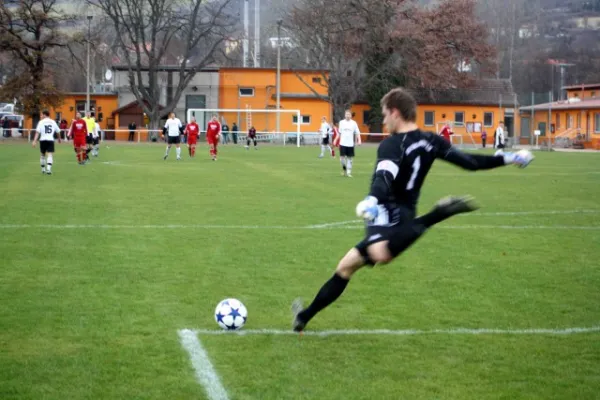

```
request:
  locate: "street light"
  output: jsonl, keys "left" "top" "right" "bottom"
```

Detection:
{"left": 276, "top": 19, "right": 282, "bottom": 135}
{"left": 86, "top": 15, "right": 93, "bottom": 115}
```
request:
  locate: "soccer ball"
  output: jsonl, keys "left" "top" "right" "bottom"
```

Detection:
{"left": 214, "top": 298, "right": 248, "bottom": 330}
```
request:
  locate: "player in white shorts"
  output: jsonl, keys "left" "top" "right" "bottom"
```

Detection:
{"left": 32, "top": 110, "right": 61, "bottom": 175}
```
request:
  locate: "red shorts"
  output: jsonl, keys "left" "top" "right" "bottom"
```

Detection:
{"left": 73, "top": 136, "right": 86, "bottom": 148}
{"left": 188, "top": 136, "right": 198, "bottom": 145}
{"left": 207, "top": 135, "right": 218, "bottom": 145}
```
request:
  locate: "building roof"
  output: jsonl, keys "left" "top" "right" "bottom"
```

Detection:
{"left": 519, "top": 97, "right": 600, "bottom": 111}
{"left": 111, "top": 65, "right": 220, "bottom": 73}
{"left": 409, "top": 79, "right": 517, "bottom": 107}
{"left": 562, "top": 83, "right": 600, "bottom": 90}
{"left": 111, "top": 100, "right": 165, "bottom": 116}
{"left": 64, "top": 92, "right": 117, "bottom": 97}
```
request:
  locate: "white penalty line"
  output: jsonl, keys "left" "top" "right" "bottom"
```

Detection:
{"left": 178, "top": 329, "right": 229, "bottom": 400}
{"left": 189, "top": 326, "right": 600, "bottom": 337}
{"left": 1, "top": 223, "right": 599, "bottom": 230}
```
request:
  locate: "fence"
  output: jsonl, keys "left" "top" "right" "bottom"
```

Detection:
{"left": 2, "top": 128, "right": 520, "bottom": 149}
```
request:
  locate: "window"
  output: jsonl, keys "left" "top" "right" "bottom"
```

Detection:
{"left": 566, "top": 113, "right": 572, "bottom": 129}
{"left": 591, "top": 91, "right": 596, "bottom": 98}
{"left": 363, "top": 110, "right": 371, "bottom": 125}
{"left": 483, "top": 112, "right": 493, "bottom": 127}
{"left": 577, "top": 113, "right": 581, "bottom": 128}
{"left": 239, "top": 87, "right": 254, "bottom": 97}
{"left": 312, "top": 77, "right": 321, "bottom": 84}
{"left": 424, "top": 111, "right": 434, "bottom": 126}
{"left": 595, "top": 113, "right": 600, "bottom": 133}
{"left": 292, "top": 115, "right": 311, "bottom": 124}
{"left": 454, "top": 111, "right": 464, "bottom": 126}
{"left": 556, "top": 113, "right": 560, "bottom": 128}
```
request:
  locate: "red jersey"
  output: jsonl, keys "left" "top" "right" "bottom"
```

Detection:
{"left": 186, "top": 122, "right": 199, "bottom": 139}
{"left": 70, "top": 119, "right": 88, "bottom": 138}
{"left": 248, "top": 128, "right": 256, "bottom": 137}
{"left": 332, "top": 127, "right": 340, "bottom": 145}
{"left": 206, "top": 121, "right": 221, "bottom": 137}
{"left": 440, "top": 126, "right": 452, "bottom": 142}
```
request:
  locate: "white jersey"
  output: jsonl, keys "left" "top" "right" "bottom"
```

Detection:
{"left": 90, "top": 123, "right": 100, "bottom": 138}
{"left": 338, "top": 119, "right": 360, "bottom": 147}
{"left": 164, "top": 118, "right": 182, "bottom": 136}
{"left": 495, "top": 126, "right": 504, "bottom": 146}
{"left": 36, "top": 118, "right": 60, "bottom": 141}
{"left": 319, "top": 122, "right": 331, "bottom": 139}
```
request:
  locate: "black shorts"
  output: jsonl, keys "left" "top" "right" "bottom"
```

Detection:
{"left": 167, "top": 135, "right": 181, "bottom": 144}
{"left": 92, "top": 137, "right": 100, "bottom": 145}
{"left": 354, "top": 203, "right": 416, "bottom": 265}
{"left": 40, "top": 140, "right": 55, "bottom": 154}
{"left": 322, "top": 136, "right": 330, "bottom": 145}
{"left": 86, "top": 134, "right": 94, "bottom": 144}
{"left": 340, "top": 145, "right": 355, "bottom": 157}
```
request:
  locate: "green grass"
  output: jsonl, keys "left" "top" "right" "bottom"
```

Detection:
{"left": 1, "top": 142, "right": 599, "bottom": 400}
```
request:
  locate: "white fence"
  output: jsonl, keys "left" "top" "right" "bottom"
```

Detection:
{"left": 2, "top": 128, "right": 506, "bottom": 149}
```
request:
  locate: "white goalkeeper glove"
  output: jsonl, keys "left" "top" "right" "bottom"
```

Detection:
{"left": 496, "top": 149, "right": 534, "bottom": 168}
{"left": 355, "top": 196, "right": 379, "bottom": 221}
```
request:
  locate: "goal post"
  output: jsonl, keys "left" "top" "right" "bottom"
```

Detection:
{"left": 186, "top": 108, "right": 302, "bottom": 147}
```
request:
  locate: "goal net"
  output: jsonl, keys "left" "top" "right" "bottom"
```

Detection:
{"left": 186, "top": 108, "right": 303, "bottom": 147}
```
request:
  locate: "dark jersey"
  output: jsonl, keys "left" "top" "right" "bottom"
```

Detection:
{"left": 369, "top": 129, "right": 504, "bottom": 211}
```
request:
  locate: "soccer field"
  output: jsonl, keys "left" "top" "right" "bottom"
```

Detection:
{"left": 1, "top": 142, "right": 599, "bottom": 400}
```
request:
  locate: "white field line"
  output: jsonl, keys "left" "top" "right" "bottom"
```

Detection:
{"left": 189, "top": 326, "right": 600, "bottom": 337}
{"left": 178, "top": 329, "right": 229, "bottom": 400}
{"left": 0, "top": 223, "right": 599, "bottom": 231}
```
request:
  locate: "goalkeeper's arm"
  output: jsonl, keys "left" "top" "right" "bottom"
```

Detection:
{"left": 441, "top": 148, "right": 506, "bottom": 171}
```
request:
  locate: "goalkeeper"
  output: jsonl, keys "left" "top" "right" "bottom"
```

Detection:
{"left": 292, "top": 87, "right": 534, "bottom": 332}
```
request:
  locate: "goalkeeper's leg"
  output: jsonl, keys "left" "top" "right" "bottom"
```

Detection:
{"left": 292, "top": 196, "right": 478, "bottom": 332}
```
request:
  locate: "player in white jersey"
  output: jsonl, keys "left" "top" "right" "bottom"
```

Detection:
{"left": 318, "top": 116, "right": 333, "bottom": 158}
{"left": 338, "top": 110, "right": 361, "bottom": 177}
{"left": 32, "top": 110, "right": 61, "bottom": 175}
{"left": 90, "top": 122, "right": 101, "bottom": 157}
{"left": 163, "top": 112, "right": 183, "bottom": 160}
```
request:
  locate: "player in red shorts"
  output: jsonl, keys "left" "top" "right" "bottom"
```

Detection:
{"left": 206, "top": 114, "right": 221, "bottom": 161}
{"left": 185, "top": 117, "right": 200, "bottom": 158}
{"left": 68, "top": 112, "right": 88, "bottom": 164}
{"left": 331, "top": 123, "right": 340, "bottom": 158}
{"left": 439, "top": 123, "right": 453, "bottom": 143}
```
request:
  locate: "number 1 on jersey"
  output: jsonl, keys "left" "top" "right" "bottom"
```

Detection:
{"left": 406, "top": 156, "right": 421, "bottom": 190}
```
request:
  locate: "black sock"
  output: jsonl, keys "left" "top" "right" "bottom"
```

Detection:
{"left": 386, "top": 221, "right": 428, "bottom": 257}
{"left": 298, "top": 273, "right": 349, "bottom": 324}
{"left": 414, "top": 207, "right": 453, "bottom": 228}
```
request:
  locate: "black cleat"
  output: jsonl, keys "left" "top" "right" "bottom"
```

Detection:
{"left": 291, "top": 298, "right": 306, "bottom": 332}
{"left": 435, "top": 195, "right": 479, "bottom": 217}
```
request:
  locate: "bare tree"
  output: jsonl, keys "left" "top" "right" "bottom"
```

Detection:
{"left": 0, "top": 0, "right": 78, "bottom": 124}
{"left": 90, "top": 0, "right": 236, "bottom": 128}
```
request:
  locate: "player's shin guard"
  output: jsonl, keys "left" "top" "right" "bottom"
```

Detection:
{"left": 340, "top": 157, "right": 346, "bottom": 170}
{"left": 176, "top": 147, "right": 181, "bottom": 158}
{"left": 40, "top": 155, "right": 46, "bottom": 172}
{"left": 46, "top": 154, "right": 53, "bottom": 173}
{"left": 347, "top": 158, "right": 353, "bottom": 174}
{"left": 297, "top": 273, "right": 349, "bottom": 326}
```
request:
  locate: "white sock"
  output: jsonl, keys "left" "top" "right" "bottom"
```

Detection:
{"left": 46, "top": 154, "right": 53, "bottom": 172}
{"left": 93, "top": 144, "right": 99, "bottom": 155}
{"left": 165, "top": 146, "right": 170, "bottom": 156}
{"left": 40, "top": 156, "right": 46, "bottom": 171}
{"left": 347, "top": 158, "right": 353, "bottom": 174}
{"left": 320, "top": 145, "right": 325, "bottom": 156}
{"left": 327, "top": 145, "right": 332, "bottom": 154}
{"left": 341, "top": 157, "right": 346, "bottom": 169}
{"left": 176, "top": 147, "right": 181, "bottom": 158}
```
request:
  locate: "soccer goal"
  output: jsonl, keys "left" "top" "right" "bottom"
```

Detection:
{"left": 186, "top": 108, "right": 303, "bottom": 147}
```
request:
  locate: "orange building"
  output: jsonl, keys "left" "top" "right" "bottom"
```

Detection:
{"left": 519, "top": 83, "right": 600, "bottom": 149}
{"left": 217, "top": 67, "right": 331, "bottom": 134}
{"left": 23, "top": 93, "right": 118, "bottom": 130}
{"left": 352, "top": 80, "right": 518, "bottom": 145}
